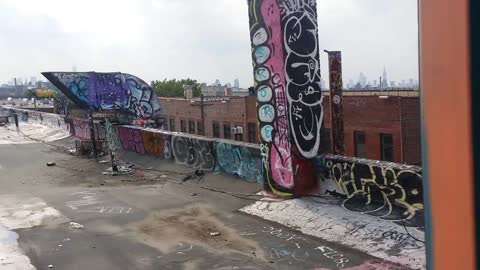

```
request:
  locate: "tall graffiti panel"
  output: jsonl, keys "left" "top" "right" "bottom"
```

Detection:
{"left": 214, "top": 142, "right": 263, "bottom": 183}
{"left": 42, "top": 72, "right": 161, "bottom": 119}
{"left": 248, "top": 0, "right": 321, "bottom": 196}
{"left": 282, "top": 1, "right": 324, "bottom": 159}
{"left": 327, "top": 51, "right": 345, "bottom": 155}
{"left": 317, "top": 155, "right": 424, "bottom": 227}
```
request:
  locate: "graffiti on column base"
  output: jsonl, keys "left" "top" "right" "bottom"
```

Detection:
{"left": 214, "top": 142, "right": 263, "bottom": 184}
{"left": 317, "top": 155, "right": 424, "bottom": 227}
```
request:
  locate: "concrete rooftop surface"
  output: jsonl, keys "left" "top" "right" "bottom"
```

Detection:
{"left": 0, "top": 121, "right": 425, "bottom": 270}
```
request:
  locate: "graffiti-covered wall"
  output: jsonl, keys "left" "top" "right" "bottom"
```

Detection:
{"left": 115, "top": 126, "right": 263, "bottom": 183}
{"left": 42, "top": 72, "right": 161, "bottom": 119}
{"left": 316, "top": 155, "right": 424, "bottom": 227}
{"left": 247, "top": 0, "right": 323, "bottom": 196}
{"left": 2, "top": 107, "right": 424, "bottom": 224}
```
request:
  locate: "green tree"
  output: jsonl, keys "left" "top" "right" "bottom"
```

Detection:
{"left": 151, "top": 78, "right": 202, "bottom": 98}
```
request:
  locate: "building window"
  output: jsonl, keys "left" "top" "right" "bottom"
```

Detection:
{"left": 170, "top": 119, "right": 175, "bottom": 132}
{"left": 197, "top": 121, "right": 203, "bottom": 135}
{"left": 180, "top": 119, "right": 187, "bottom": 133}
{"left": 224, "top": 124, "right": 231, "bottom": 140}
{"left": 213, "top": 122, "right": 220, "bottom": 138}
{"left": 189, "top": 120, "right": 195, "bottom": 134}
{"left": 354, "top": 131, "right": 366, "bottom": 158}
{"left": 248, "top": 123, "right": 257, "bottom": 143}
{"left": 380, "top": 133, "right": 394, "bottom": 162}
{"left": 235, "top": 133, "right": 243, "bottom": 142}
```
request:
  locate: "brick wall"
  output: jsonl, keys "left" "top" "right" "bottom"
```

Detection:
{"left": 400, "top": 97, "right": 422, "bottom": 165}
{"left": 161, "top": 95, "right": 420, "bottom": 165}
{"left": 160, "top": 97, "right": 259, "bottom": 143}
{"left": 323, "top": 95, "right": 419, "bottom": 164}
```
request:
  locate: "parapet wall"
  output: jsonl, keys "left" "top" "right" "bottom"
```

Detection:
{"left": 1, "top": 107, "right": 424, "bottom": 226}
{"left": 316, "top": 155, "right": 424, "bottom": 227}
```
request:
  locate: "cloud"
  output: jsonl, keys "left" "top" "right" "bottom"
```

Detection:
{"left": 0, "top": 0, "right": 418, "bottom": 87}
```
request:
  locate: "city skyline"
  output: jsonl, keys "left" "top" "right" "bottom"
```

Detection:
{"left": 0, "top": 0, "right": 419, "bottom": 88}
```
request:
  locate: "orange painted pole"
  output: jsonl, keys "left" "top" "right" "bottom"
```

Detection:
{"left": 420, "top": 0, "right": 475, "bottom": 269}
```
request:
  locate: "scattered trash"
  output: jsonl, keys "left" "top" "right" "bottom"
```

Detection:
{"left": 69, "top": 222, "right": 84, "bottom": 229}
{"left": 98, "top": 160, "right": 109, "bottom": 164}
{"left": 103, "top": 165, "right": 133, "bottom": 176}
{"left": 46, "top": 162, "right": 56, "bottom": 167}
{"left": 48, "top": 265, "right": 54, "bottom": 268}
{"left": 66, "top": 148, "right": 76, "bottom": 155}
{"left": 160, "top": 175, "right": 167, "bottom": 178}
{"left": 183, "top": 170, "right": 205, "bottom": 183}
{"left": 138, "top": 171, "right": 145, "bottom": 177}
{"left": 63, "top": 238, "right": 70, "bottom": 242}
{"left": 58, "top": 244, "right": 63, "bottom": 247}
{"left": 210, "top": 232, "right": 220, "bottom": 236}
{"left": 191, "top": 193, "right": 197, "bottom": 196}
{"left": 92, "top": 245, "right": 96, "bottom": 249}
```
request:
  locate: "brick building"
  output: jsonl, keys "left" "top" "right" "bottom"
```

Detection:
{"left": 321, "top": 94, "right": 421, "bottom": 165}
{"left": 159, "top": 92, "right": 421, "bottom": 165}
{"left": 159, "top": 96, "right": 259, "bottom": 144}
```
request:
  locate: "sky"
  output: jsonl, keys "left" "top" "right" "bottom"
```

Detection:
{"left": 0, "top": 0, "right": 419, "bottom": 88}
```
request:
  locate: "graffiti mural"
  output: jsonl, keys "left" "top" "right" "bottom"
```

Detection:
{"left": 326, "top": 51, "right": 345, "bottom": 155}
{"left": 42, "top": 72, "right": 161, "bottom": 119}
{"left": 118, "top": 127, "right": 145, "bottom": 154}
{"left": 105, "top": 119, "right": 121, "bottom": 152}
{"left": 214, "top": 142, "right": 263, "bottom": 183}
{"left": 42, "top": 114, "right": 71, "bottom": 133}
{"left": 248, "top": 0, "right": 321, "bottom": 196}
{"left": 282, "top": 1, "right": 324, "bottom": 159}
{"left": 28, "top": 111, "right": 42, "bottom": 123}
{"left": 72, "top": 118, "right": 105, "bottom": 141}
{"left": 141, "top": 130, "right": 165, "bottom": 158}
{"left": 171, "top": 136, "right": 215, "bottom": 171}
{"left": 317, "top": 155, "right": 424, "bottom": 227}
{"left": 164, "top": 135, "right": 173, "bottom": 160}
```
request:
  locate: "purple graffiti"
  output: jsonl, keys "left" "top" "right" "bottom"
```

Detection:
{"left": 118, "top": 127, "right": 145, "bottom": 154}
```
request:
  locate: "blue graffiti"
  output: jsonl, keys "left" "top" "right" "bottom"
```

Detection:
{"left": 42, "top": 72, "right": 161, "bottom": 119}
{"left": 215, "top": 142, "right": 263, "bottom": 184}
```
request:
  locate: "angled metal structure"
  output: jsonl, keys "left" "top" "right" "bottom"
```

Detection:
{"left": 42, "top": 72, "right": 161, "bottom": 119}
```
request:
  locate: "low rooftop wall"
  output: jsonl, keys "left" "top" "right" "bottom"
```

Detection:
{"left": 1, "top": 107, "right": 424, "bottom": 227}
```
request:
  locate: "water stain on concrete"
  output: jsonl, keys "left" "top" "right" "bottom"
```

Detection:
{"left": 130, "top": 204, "right": 266, "bottom": 260}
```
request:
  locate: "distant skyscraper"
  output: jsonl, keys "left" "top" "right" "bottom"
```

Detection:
{"left": 348, "top": 79, "right": 354, "bottom": 89}
{"left": 234, "top": 78, "right": 240, "bottom": 88}
{"left": 358, "top": 72, "right": 367, "bottom": 87}
{"left": 390, "top": 81, "right": 396, "bottom": 88}
{"left": 214, "top": 79, "right": 221, "bottom": 86}
{"left": 30, "top": 76, "right": 37, "bottom": 86}
{"left": 381, "top": 67, "right": 389, "bottom": 89}
{"left": 226, "top": 83, "right": 232, "bottom": 88}
{"left": 408, "top": 78, "right": 415, "bottom": 88}
{"left": 373, "top": 80, "right": 378, "bottom": 87}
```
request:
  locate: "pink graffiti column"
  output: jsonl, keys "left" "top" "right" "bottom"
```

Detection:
{"left": 248, "top": 0, "right": 321, "bottom": 196}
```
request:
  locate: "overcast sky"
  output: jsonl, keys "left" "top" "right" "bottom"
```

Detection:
{"left": 0, "top": 0, "right": 418, "bottom": 88}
